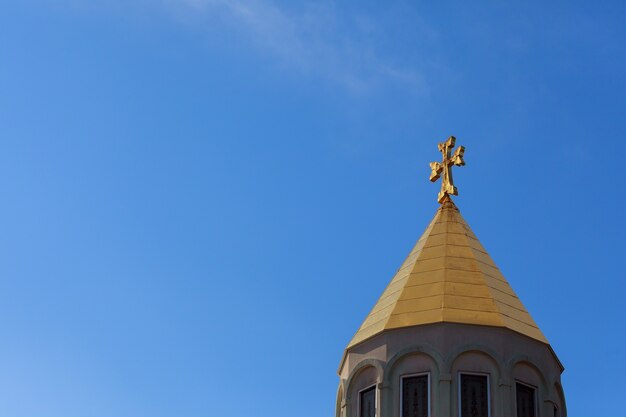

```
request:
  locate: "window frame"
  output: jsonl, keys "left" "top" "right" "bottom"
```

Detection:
{"left": 458, "top": 371, "right": 491, "bottom": 417}
{"left": 514, "top": 380, "right": 538, "bottom": 417}
{"left": 399, "top": 372, "right": 431, "bottom": 417}
{"left": 357, "top": 384, "right": 377, "bottom": 417}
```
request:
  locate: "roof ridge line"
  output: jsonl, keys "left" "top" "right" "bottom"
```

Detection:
{"left": 345, "top": 201, "right": 550, "bottom": 350}
{"left": 383, "top": 208, "right": 446, "bottom": 330}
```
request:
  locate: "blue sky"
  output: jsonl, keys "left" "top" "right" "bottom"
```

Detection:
{"left": 0, "top": 1, "right": 624, "bottom": 416}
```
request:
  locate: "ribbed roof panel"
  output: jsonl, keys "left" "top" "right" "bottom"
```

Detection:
{"left": 347, "top": 197, "right": 547, "bottom": 349}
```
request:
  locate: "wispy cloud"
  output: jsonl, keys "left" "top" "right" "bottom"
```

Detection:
{"left": 161, "top": 0, "right": 429, "bottom": 93}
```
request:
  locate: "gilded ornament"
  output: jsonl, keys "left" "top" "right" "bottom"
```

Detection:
{"left": 430, "top": 136, "right": 465, "bottom": 203}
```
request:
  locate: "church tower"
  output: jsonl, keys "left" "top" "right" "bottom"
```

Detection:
{"left": 336, "top": 137, "right": 566, "bottom": 417}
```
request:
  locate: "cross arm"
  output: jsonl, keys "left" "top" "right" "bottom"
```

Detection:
{"left": 429, "top": 162, "right": 443, "bottom": 182}
{"left": 451, "top": 146, "right": 465, "bottom": 166}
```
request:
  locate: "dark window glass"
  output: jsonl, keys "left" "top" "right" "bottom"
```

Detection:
{"left": 402, "top": 375, "right": 429, "bottom": 417}
{"left": 460, "top": 374, "right": 489, "bottom": 417}
{"left": 360, "top": 386, "right": 376, "bottom": 417}
{"left": 516, "top": 383, "right": 536, "bottom": 417}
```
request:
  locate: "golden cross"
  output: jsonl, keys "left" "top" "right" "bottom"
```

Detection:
{"left": 429, "top": 136, "right": 465, "bottom": 203}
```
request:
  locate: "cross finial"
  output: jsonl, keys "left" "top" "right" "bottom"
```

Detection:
{"left": 429, "top": 136, "right": 465, "bottom": 203}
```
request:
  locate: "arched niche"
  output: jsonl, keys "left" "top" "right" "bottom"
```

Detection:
{"left": 346, "top": 360, "right": 383, "bottom": 417}
{"left": 448, "top": 347, "right": 502, "bottom": 417}
{"left": 511, "top": 359, "right": 549, "bottom": 396}
{"left": 336, "top": 382, "right": 345, "bottom": 417}
{"left": 384, "top": 349, "right": 441, "bottom": 417}
{"left": 553, "top": 381, "right": 567, "bottom": 417}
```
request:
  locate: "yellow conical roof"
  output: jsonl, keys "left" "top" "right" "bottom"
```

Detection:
{"left": 347, "top": 197, "right": 547, "bottom": 349}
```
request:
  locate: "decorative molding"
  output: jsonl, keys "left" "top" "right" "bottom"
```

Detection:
{"left": 383, "top": 344, "right": 444, "bottom": 385}
{"left": 345, "top": 358, "right": 385, "bottom": 399}
{"left": 444, "top": 344, "right": 503, "bottom": 379}
{"left": 506, "top": 355, "right": 549, "bottom": 395}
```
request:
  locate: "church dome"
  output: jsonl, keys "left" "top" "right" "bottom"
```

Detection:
{"left": 336, "top": 138, "right": 566, "bottom": 417}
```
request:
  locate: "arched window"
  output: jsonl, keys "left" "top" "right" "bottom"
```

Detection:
{"left": 359, "top": 385, "right": 376, "bottom": 417}
{"left": 515, "top": 382, "right": 536, "bottom": 417}
{"left": 401, "top": 373, "right": 429, "bottom": 417}
{"left": 459, "top": 373, "right": 490, "bottom": 417}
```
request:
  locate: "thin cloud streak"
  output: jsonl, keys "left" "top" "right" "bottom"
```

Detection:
{"left": 163, "top": 0, "right": 429, "bottom": 93}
